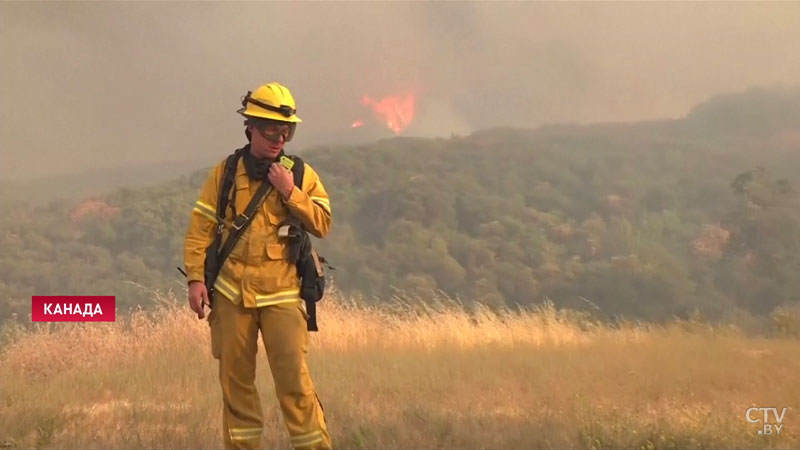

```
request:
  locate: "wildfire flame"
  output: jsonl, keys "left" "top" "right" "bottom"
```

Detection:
{"left": 351, "top": 120, "right": 364, "bottom": 128}
{"left": 361, "top": 92, "right": 415, "bottom": 134}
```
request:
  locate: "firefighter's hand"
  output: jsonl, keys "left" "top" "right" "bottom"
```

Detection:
{"left": 269, "top": 163, "right": 294, "bottom": 200}
{"left": 188, "top": 281, "right": 209, "bottom": 319}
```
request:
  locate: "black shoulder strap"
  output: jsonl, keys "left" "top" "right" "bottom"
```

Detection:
{"left": 289, "top": 155, "right": 305, "bottom": 191}
{"left": 218, "top": 147, "right": 245, "bottom": 222}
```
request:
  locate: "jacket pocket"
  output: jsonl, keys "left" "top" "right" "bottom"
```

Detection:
{"left": 254, "top": 243, "right": 297, "bottom": 295}
{"left": 266, "top": 242, "right": 288, "bottom": 260}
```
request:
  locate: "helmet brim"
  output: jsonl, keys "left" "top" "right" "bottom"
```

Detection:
{"left": 237, "top": 107, "right": 302, "bottom": 123}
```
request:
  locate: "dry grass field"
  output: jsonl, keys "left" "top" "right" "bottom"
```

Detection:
{"left": 1, "top": 291, "right": 798, "bottom": 449}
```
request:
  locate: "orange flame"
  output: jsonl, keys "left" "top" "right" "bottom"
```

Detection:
{"left": 351, "top": 120, "right": 364, "bottom": 128}
{"left": 361, "top": 92, "right": 415, "bottom": 134}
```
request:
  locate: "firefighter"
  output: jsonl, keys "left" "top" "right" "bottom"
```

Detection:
{"left": 184, "top": 82, "right": 333, "bottom": 449}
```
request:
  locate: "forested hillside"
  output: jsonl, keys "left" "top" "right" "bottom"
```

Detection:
{"left": 2, "top": 87, "right": 800, "bottom": 323}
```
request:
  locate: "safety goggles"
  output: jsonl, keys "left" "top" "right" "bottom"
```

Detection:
{"left": 257, "top": 123, "right": 291, "bottom": 139}
{"left": 250, "top": 119, "right": 296, "bottom": 142}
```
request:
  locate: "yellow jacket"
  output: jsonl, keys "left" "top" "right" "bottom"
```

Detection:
{"left": 184, "top": 155, "right": 332, "bottom": 308}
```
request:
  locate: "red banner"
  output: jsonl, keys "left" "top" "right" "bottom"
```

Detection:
{"left": 31, "top": 296, "right": 116, "bottom": 322}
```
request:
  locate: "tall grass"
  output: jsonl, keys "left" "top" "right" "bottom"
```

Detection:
{"left": 1, "top": 290, "right": 798, "bottom": 449}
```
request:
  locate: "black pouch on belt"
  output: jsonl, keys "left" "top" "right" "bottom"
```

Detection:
{"left": 279, "top": 218, "right": 327, "bottom": 331}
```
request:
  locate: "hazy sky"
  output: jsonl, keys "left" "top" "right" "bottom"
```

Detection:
{"left": 2, "top": 2, "right": 800, "bottom": 180}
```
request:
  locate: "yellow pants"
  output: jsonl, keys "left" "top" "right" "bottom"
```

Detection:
{"left": 208, "top": 294, "right": 332, "bottom": 449}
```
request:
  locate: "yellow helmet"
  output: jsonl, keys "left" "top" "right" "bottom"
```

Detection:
{"left": 237, "top": 82, "right": 302, "bottom": 123}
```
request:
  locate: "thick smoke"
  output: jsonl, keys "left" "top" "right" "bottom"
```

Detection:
{"left": 2, "top": 2, "right": 800, "bottom": 179}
